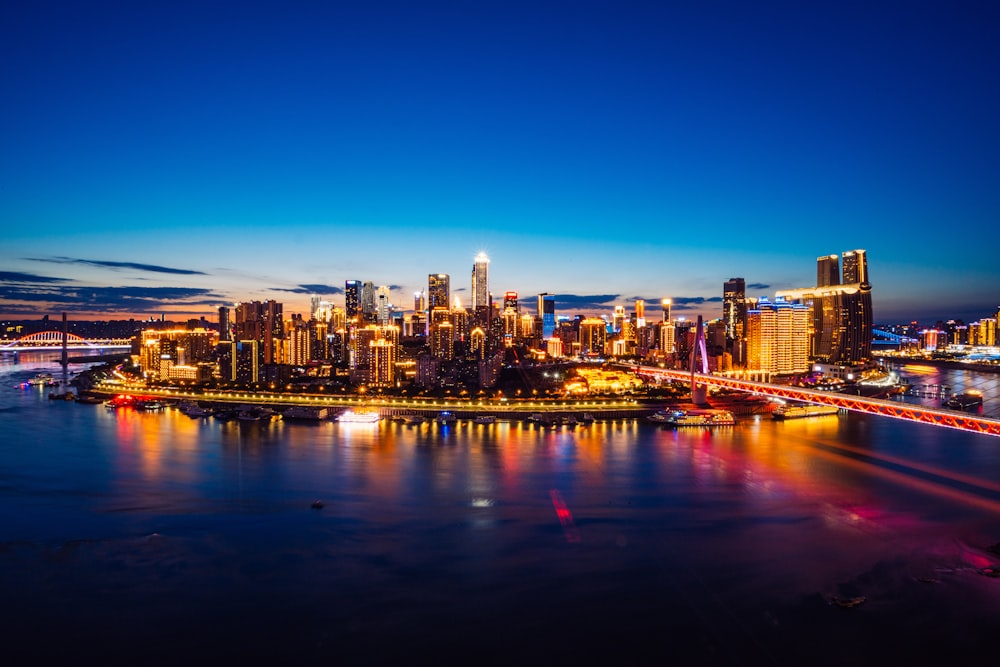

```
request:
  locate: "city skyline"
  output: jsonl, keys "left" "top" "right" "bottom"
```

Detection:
{"left": 2, "top": 2, "right": 998, "bottom": 324}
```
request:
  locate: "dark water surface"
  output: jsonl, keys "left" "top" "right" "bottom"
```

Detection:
{"left": 3, "top": 354, "right": 1000, "bottom": 665}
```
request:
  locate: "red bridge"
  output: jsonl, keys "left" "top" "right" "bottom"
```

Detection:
{"left": 623, "top": 364, "right": 1000, "bottom": 438}
{"left": 0, "top": 331, "right": 132, "bottom": 351}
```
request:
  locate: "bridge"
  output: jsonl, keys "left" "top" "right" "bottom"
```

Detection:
{"left": 872, "top": 329, "right": 919, "bottom": 344}
{"left": 622, "top": 364, "right": 1000, "bottom": 437}
{"left": 0, "top": 331, "right": 132, "bottom": 352}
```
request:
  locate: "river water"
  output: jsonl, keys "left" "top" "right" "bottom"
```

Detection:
{"left": 2, "top": 353, "right": 1000, "bottom": 665}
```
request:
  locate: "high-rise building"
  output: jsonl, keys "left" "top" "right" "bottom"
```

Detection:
{"left": 344, "top": 280, "right": 360, "bottom": 319}
{"left": 612, "top": 306, "right": 626, "bottom": 334}
{"left": 414, "top": 291, "right": 425, "bottom": 313}
{"left": 430, "top": 321, "right": 454, "bottom": 360}
{"left": 746, "top": 297, "right": 810, "bottom": 375}
{"left": 428, "top": 274, "right": 450, "bottom": 310}
{"left": 777, "top": 250, "right": 873, "bottom": 367}
{"left": 816, "top": 255, "right": 840, "bottom": 288}
{"left": 218, "top": 306, "right": 231, "bottom": 341}
{"left": 661, "top": 298, "right": 671, "bottom": 323}
{"left": 579, "top": 318, "right": 607, "bottom": 356}
{"left": 723, "top": 278, "right": 746, "bottom": 344}
{"left": 369, "top": 338, "right": 395, "bottom": 387}
{"left": 360, "top": 281, "right": 376, "bottom": 323}
{"left": 537, "top": 293, "right": 556, "bottom": 338}
{"left": 376, "top": 285, "right": 391, "bottom": 325}
{"left": 234, "top": 300, "right": 283, "bottom": 365}
{"left": 472, "top": 252, "right": 490, "bottom": 311}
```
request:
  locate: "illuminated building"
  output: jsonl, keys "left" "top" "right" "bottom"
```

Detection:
{"left": 218, "top": 306, "right": 230, "bottom": 341}
{"left": 503, "top": 291, "right": 519, "bottom": 311}
{"left": 777, "top": 250, "right": 873, "bottom": 367}
{"left": 472, "top": 252, "right": 490, "bottom": 315}
{"left": 376, "top": 285, "right": 391, "bottom": 325}
{"left": 353, "top": 326, "right": 378, "bottom": 369}
{"left": 746, "top": 297, "right": 810, "bottom": 375}
{"left": 450, "top": 298, "right": 470, "bottom": 341}
{"left": 234, "top": 300, "right": 283, "bottom": 365}
{"left": 344, "top": 280, "right": 360, "bottom": 319}
{"left": 283, "top": 314, "right": 311, "bottom": 366}
{"left": 579, "top": 318, "right": 607, "bottom": 356}
{"left": 658, "top": 320, "right": 675, "bottom": 354}
{"left": 369, "top": 338, "right": 395, "bottom": 386}
{"left": 360, "top": 281, "right": 377, "bottom": 323}
{"left": 519, "top": 314, "right": 535, "bottom": 342}
{"left": 217, "top": 339, "right": 260, "bottom": 384}
{"left": 427, "top": 274, "right": 450, "bottom": 310}
{"left": 612, "top": 305, "right": 626, "bottom": 334}
{"left": 330, "top": 307, "right": 346, "bottom": 331}
{"left": 141, "top": 328, "right": 218, "bottom": 380}
{"left": 723, "top": 278, "right": 746, "bottom": 344}
{"left": 414, "top": 291, "right": 425, "bottom": 312}
{"left": 430, "top": 321, "right": 454, "bottom": 360}
{"left": 634, "top": 299, "right": 645, "bottom": 328}
{"left": 537, "top": 293, "right": 555, "bottom": 338}
{"left": 546, "top": 337, "right": 563, "bottom": 358}
{"left": 469, "top": 327, "right": 486, "bottom": 359}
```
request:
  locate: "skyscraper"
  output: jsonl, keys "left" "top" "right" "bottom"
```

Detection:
{"left": 777, "top": 249, "right": 873, "bottom": 368}
{"left": 361, "top": 281, "right": 376, "bottom": 323}
{"left": 428, "top": 274, "right": 450, "bottom": 310}
{"left": 723, "top": 278, "right": 746, "bottom": 344}
{"left": 472, "top": 252, "right": 489, "bottom": 311}
{"left": 344, "top": 280, "right": 360, "bottom": 319}
{"left": 376, "top": 285, "right": 391, "bottom": 325}
{"left": 537, "top": 293, "right": 556, "bottom": 338}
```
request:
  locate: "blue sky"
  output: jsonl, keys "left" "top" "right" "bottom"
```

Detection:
{"left": 2, "top": 0, "right": 998, "bottom": 324}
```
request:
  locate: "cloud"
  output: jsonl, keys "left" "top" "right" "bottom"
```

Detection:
{"left": 747, "top": 283, "right": 770, "bottom": 290}
{"left": 273, "top": 284, "right": 345, "bottom": 295}
{"left": 551, "top": 294, "right": 620, "bottom": 310}
{"left": 0, "top": 285, "right": 224, "bottom": 313}
{"left": 28, "top": 257, "right": 207, "bottom": 276}
{"left": 0, "top": 271, "right": 71, "bottom": 283}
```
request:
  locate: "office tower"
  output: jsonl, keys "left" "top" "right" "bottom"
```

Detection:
{"left": 428, "top": 274, "right": 450, "bottom": 310}
{"left": 344, "top": 280, "right": 360, "bottom": 319}
{"left": 661, "top": 298, "right": 671, "bottom": 323}
{"left": 612, "top": 306, "right": 626, "bottom": 334}
{"left": 634, "top": 299, "right": 645, "bottom": 327}
{"left": 503, "top": 291, "right": 519, "bottom": 311}
{"left": 722, "top": 278, "right": 746, "bottom": 344}
{"left": 472, "top": 252, "right": 490, "bottom": 311}
{"left": 360, "top": 281, "right": 377, "bottom": 323}
{"left": 776, "top": 250, "right": 873, "bottom": 367}
{"left": 469, "top": 327, "right": 486, "bottom": 359}
{"left": 658, "top": 321, "right": 675, "bottom": 354}
{"left": 579, "top": 318, "right": 607, "bottom": 356}
{"left": 537, "top": 293, "right": 556, "bottom": 338}
{"left": 218, "top": 306, "right": 230, "bottom": 341}
{"left": 376, "top": 285, "right": 391, "bottom": 325}
{"left": 746, "top": 297, "right": 810, "bottom": 375}
{"left": 414, "top": 291, "right": 425, "bottom": 312}
{"left": 817, "top": 255, "right": 840, "bottom": 287}
{"left": 450, "top": 298, "right": 470, "bottom": 341}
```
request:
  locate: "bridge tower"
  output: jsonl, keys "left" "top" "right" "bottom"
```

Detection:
{"left": 689, "top": 315, "right": 709, "bottom": 405}
{"left": 61, "top": 312, "right": 68, "bottom": 369}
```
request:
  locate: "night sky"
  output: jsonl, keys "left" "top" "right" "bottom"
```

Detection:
{"left": 2, "top": 0, "right": 998, "bottom": 324}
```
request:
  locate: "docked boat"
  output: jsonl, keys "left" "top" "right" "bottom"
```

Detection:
{"left": 76, "top": 395, "right": 104, "bottom": 405}
{"left": 772, "top": 404, "right": 840, "bottom": 420}
{"left": 435, "top": 411, "right": 456, "bottom": 424}
{"left": 945, "top": 391, "right": 983, "bottom": 410}
{"left": 337, "top": 410, "right": 380, "bottom": 423}
{"left": 473, "top": 415, "right": 497, "bottom": 424}
{"left": 282, "top": 405, "right": 330, "bottom": 421}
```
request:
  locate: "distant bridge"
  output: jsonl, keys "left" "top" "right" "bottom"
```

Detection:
{"left": 872, "top": 329, "right": 919, "bottom": 344}
{"left": 622, "top": 364, "right": 1000, "bottom": 437}
{"left": 0, "top": 331, "right": 132, "bottom": 352}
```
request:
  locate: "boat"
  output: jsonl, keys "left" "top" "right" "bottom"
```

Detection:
{"left": 26, "top": 373, "right": 56, "bottom": 386}
{"left": 772, "top": 404, "right": 840, "bottom": 420}
{"left": 435, "top": 411, "right": 456, "bottom": 424}
{"left": 177, "top": 401, "right": 213, "bottom": 417}
{"left": 473, "top": 415, "right": 496, "bottom": 424}
{"left": 48, "top": 391, "right": 76, "bottom": 401}
{"left": 282, "top": 405, "right": 330, "bottom": 421}
{"left": 945, "top": 391, "right": 983, "bottom": 410}
{"left": 76, "top": 395, "right": 104, "bottom": 405}
{"left": 400, "top": 414, "right": 426, "bottom": 425}
{"left": 337, "top": 410, "right": 380, "bottom": 423}
{"left": 651, "top": 409, "right": 735, "bottom": 427}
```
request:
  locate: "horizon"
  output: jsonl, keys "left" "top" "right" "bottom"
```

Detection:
{"left": 2, "top": 2, "right": 998, "bottom": 325}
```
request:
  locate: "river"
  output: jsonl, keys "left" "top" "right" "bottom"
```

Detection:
{"left": 2, "top": 352, "right": 1000, "bottom": 665}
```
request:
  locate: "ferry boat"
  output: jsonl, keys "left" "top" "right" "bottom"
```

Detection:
{"left": 435, "top": 411, "right": 456, "bottom": 424}
{"left": 27, "top": 373, "right": 56, "bottom": 386}
{"left": 337, "top": 410, "right": 380, "bottom": 423}
{"left": 772, "top": 404, "right": 840, "bottom": 420}
{"left": 282, "top": 406, "right": 330, "bottom": 421}
{"left": 473, "top": 415, "right": 497, "bottom": 424}
{"left": 649, "top": 409, "right": 736, "bottom": 427}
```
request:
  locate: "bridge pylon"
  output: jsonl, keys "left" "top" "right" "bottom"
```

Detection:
{"left": 690, "top": 315, "right": 709, "bottom": 405}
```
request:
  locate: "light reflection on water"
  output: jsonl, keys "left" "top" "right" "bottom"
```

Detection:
{"left": 2, "top": 355, "right": 1000, "bottom": 663}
